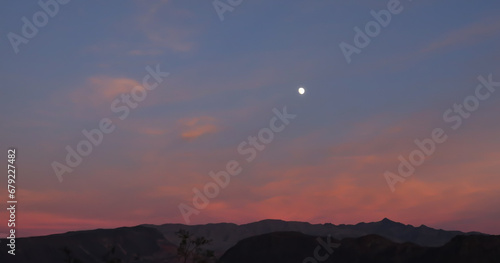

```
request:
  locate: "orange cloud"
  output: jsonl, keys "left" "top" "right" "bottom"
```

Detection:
{"left": 70, "top": 76, "right": 144, "bottom": 107}
{"left": 179, "top": 116, "right": 219, "bottom": 141}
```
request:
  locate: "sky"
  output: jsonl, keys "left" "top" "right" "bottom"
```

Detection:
{"left": 1, "top": 0, "right": 500, "bottom": 238}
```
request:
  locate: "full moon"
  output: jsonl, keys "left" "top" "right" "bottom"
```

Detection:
{"left": 298, "top": 87, "right": 305, "bottom": 95}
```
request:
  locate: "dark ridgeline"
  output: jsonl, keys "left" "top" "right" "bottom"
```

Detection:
{"left": 0, "top": 219, "right": 498, "bottom": 263}
{"left": 0, "top": 226, "right": 178, "bottom": 263}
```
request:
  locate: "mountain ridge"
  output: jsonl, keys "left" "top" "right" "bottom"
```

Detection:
{"left": 144, "top": 218, "right": 485, "bottom": 254}
{"left": 0, "top": 219, "right": 493, "bottom": 263}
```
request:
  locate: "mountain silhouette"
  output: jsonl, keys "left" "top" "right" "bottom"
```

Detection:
{"left": 0, "top": 218, "right": 493, "bottom": 263}
{"left": 146, "top": 217, "right": 483, "bottom": 254}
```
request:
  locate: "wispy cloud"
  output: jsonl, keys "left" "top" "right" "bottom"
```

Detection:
{"left": 134, "top": 0, "right": 197, "bottom": 53}
{"left": 422, "top": 16, "right": 500, "bottom": 53}
{"left": 179, "top": 116, "right": 219, "bottom": 141}
{"left": 127, "top": 49, "right": 164, "bottom": 56}
{"left": 70, "top": 76, "right": 143, "bottom": 106}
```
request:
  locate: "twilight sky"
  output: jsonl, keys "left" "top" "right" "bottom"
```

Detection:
{"left": 1, "top": 0, "right": 500, "bottom": 237}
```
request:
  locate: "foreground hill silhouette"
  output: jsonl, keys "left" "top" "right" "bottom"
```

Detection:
{"left": 0, "top": 218, "right": 495, "bottom": 262}
{"left": 219, "top": 231, "right": 500, "bottom": 263}
{"left": 0, "top": 226, "right": 177, "bottom": 263}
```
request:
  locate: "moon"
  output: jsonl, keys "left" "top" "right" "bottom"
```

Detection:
{"left": 298, "top": 87, "right": 305, "bottom": 95}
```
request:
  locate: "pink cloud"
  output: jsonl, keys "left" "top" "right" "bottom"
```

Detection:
{"left": 169, "top": 106, "right": 500, "bottom": 234}
{"left": 179, "top": 116, "right": 220, "bottom": 141}
{"left": 68, "top": 76, "right": 143, "bottom": 108}
{"left": 8, "top": 100, "right": 500, "bottom": 237}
